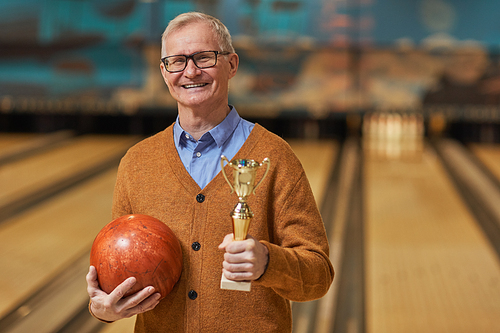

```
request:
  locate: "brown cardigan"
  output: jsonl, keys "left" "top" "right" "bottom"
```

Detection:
{"left": 112, "top": 123, "right": 334, "bottom": 332}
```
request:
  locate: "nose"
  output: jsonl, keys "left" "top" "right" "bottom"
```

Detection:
{"left": 184, "top": 58, "right": 201, "bottom": 77}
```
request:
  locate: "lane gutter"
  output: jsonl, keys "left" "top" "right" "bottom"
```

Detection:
{"left": 432, "top": 138, "right": 500, "bottom": 257}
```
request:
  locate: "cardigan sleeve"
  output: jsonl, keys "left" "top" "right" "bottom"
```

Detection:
{"left": 111, "top": 154, "right": 133, "bottom": 220}
{"left": 254, "top": 168, "right": 334, "bottom": 302}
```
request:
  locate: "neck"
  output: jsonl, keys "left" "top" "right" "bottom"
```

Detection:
{"left": 178, "top": 104, "right": 230, "bottom": 141}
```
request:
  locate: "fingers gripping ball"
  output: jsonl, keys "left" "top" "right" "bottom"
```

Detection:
{"left": 90, "top": 214, "right": 182, "bottom": 300}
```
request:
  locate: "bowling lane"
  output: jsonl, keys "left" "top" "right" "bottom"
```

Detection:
{"left": 0, "top": 133, "right": 39, "bottom": 151}
{"left": 97, "top": 139, "right": 339, "bottom": 333}
{"left": 0, "top": 131, "right": 74, "bottom": 164}
{"left": 0, "top": 168, "right": 118, "bottom": 323}
{"left": 288, "top": 139, "right": 338, "bottom": 204}
{"left": 364, "top": 146, "right": 500, "bottom": 333}
{"left": 0, "top": 135, "right": 139, "bottom": 215}
{"left": 469, "top": 144, "right": 500, "bottom": 181}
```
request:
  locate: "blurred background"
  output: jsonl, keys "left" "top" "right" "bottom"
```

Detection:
{"left": 0, "top": 1, "right": 499, "bottom": 333}
{"left": 1, "top": 0, "right": 499, "bottom": 139}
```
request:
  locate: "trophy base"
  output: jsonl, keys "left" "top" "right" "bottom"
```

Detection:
{"left": 220, "top": 273, "right": 251, "bottom": 292}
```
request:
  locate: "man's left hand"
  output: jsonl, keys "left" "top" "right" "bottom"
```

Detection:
{"left": 218, "top": 234, "right": 269, "bottom": 281}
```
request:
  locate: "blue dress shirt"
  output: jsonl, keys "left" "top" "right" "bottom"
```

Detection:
{"left": 173, "top": 106, "right": 255, "bottom": 189}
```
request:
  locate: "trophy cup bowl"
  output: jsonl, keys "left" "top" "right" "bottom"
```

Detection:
{"left": 220, "top": 156, "right": 270, "bottom": 291}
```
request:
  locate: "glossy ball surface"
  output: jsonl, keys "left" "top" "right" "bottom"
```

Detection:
{"left": 90, "top": 214, "right": 182, "bottom": 299}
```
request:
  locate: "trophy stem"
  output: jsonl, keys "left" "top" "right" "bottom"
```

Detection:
{"left": 232, "top": 217, "right": 251, "bottom": 241}
{"left": 231, "top": 201, "right": 253, "bottom": 241}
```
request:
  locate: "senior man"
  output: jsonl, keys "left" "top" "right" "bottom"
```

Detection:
{"left": 87, "top": 12, "right": 334, "bottom": 332}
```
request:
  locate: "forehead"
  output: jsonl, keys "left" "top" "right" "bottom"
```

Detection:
{"left": 165, "top": 22, "right": 218, "bottom": 56}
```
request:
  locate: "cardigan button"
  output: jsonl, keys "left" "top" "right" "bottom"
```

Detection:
{"left": 191, "top": 242, "right": 201, "bottom": 251}
{"left": 188, "top": 290, "right": 198, "bottom": 300}
{"left": 196, "top": 194, "right": 205, "bottom": 203}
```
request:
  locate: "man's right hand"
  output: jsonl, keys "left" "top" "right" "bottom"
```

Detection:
{"left": 86, "top": 266, "right": 161, "bottom": 322}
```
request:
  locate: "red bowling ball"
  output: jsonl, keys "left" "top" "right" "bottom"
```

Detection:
{"left": 90, "top": 214, "right": 182, "bottom": 300}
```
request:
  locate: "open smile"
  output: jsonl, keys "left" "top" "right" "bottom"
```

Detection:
{"left": 182, "top": 83, "right": 208, "bottom": 89}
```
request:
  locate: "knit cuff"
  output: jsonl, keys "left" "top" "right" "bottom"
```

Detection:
{"left": 253, "top": 240, "right": 281, "bottom": 287}
{"left": 256, "top": 241, "right": 270, "bottom": 280}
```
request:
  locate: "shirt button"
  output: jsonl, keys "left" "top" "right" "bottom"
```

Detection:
{"left": 196, "top": 194, "right": 205, "bottom": 203}
{"left": 188, "top": 290, "right": 198, "bottom": 300}
{"left": 192, "top": 242, "right": 201, "bottom": 251}
{"left": 185, "top": 134, "right": 190, "bottom": 139}
{"left": 196, "top": 152, "right": 202, "bottom": 158}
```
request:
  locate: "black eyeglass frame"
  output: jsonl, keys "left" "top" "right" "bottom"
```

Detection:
{"left": 161, "top": 50, "right": 231, "bottom": 73}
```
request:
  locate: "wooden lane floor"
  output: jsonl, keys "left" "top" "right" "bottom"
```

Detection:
{"left": 96, "top": 139, "right": 340, "bottom": 333}
{"left": 0, "top": 131, "right": 74, "bottom": 165}
{"left": 470, "top": 144, "right": 500, "bottom": 181}
{"left": 0, "top": 168, "right": 118, "bottom": 331}
{"left": 435, "top": 140, "right": 500, "bottom": 255}
{"left": 0, "top": 133, "right": 39, "bottom": 151}
{"left": 0, "top": 134, "right": 139, "bottom": 222}
{"left": 364, "top": 145, "right": 500, "bottom": 333}
{"left": 288, "top": 139, "right": 339, "bottom": 204}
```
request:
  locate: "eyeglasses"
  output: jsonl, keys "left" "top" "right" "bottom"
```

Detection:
{"left": 161, "top": 50, "right": 231, "bottom": 73}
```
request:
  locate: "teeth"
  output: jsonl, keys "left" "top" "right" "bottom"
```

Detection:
{"left": 184, "top": 83, "right": 206, "bottom": 88}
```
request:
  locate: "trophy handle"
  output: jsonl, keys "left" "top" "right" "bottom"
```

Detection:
{"left": 253, "top": 158, "right": 270, "bottom": 194}
{"left": 220, "top": 155, "right": 234, "bottom": 193}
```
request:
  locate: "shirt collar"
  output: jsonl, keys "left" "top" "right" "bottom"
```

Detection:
{"left": 173, "top": 118, "right": 186, "bottom": 148}
{"left": 209, "top": 106, "right": 240, "bottom": 148}
{"left": 173, "top": 105, "right": 241, "bottom": 148}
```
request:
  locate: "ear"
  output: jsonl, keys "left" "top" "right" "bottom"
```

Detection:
{"left": 160, "top": 62, "right": 169, "bottom": 85}
{"left": 227, "top": 53, "right": 239, "bottom": 79}
{"left": 160, "top": 62, "right": 175, "bottom": 90}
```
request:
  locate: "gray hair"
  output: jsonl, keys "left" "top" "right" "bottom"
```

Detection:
{"left": 161, "top": 12, "right": 235, "bottom": 58}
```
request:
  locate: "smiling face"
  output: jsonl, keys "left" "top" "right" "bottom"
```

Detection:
{"left": 160, "top": 21, "right": 238, "bottom": 114}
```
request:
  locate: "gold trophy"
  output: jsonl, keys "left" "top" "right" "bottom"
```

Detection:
{"left": 220, "top": 156, "right": 270, "bottom": 291}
